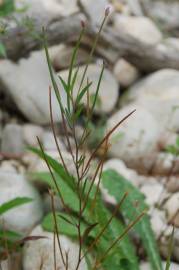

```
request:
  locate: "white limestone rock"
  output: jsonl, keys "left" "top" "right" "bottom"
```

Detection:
{"left": 0, "top": 171, "right": 43, "bottom": 235}
{"left": 113, "top": 15, "right": 162, "bottom": 45}
{"left": 106, "top": 104, "right": 161, "bottom": 171}
{"left": 0, "top": 51, "right": 66, "bottom": 124}
{"left": 22, "top": 225, "right": 87, "bottom": 270}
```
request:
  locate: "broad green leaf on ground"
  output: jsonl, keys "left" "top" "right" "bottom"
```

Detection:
{"left": 0, "top": 197, "right": 33, "bottom": 216}
{"left": 102, "top": 169, "right": 163, "bottom": 270}
{"left": 90, "top": 196, "right": 139, "bottom": 270}
{"left": 42, "top": 212, "right": 96, "bottom": 240}
{"left": 0, "top": 230, "right": 20, "bottom": 241}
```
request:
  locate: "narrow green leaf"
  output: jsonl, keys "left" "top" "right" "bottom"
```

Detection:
{"left": 91, "top": 64, "right": 104, "bottom": 112}
{"left": 58, "top": 75, "right": 72, "bottom": 112}
{"left": 65, "top": 108, "right": 73, "bottom": 129}
{"left": 73, "top": 103, "right": 84, "bottom": 121}
{"left": 29, "top": 146, "right": 76, "bottom": 190}
{"left": 102, "top": 169, "right": 163, "bottom": 270}
{"left": 165, "top": 226, "right": 175, "bottom": 270}
{"left": 43, "top": 31, "right": 63, "bottom": 111}
{"left": 58, "top": 213, "right": 75, "bottom": 226}
{"left": 176, "top": 136, "right": 179, "bottom": 147}
{"left": 0, "top": 42, "right": 6, "bottom": 57}
{"left": 0, "top": 197, "right": 33, "bottom": 216}
{"left": 67, "top": 28, "right": 85, "bottom": 88}
{"left": 70, "top": 67, "right": 79, "bottom": 94}
{"left": 82, "top": 223, "right": 98, "bottom": 244}
{"left": 76, "top": 81, "right": 92, "bottom": 105}
{"left": 58, "top": 75, "right": 69, "bottom": 93}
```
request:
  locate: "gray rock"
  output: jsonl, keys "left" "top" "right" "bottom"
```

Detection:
{"left": 79, "top": 0, "right": 109, "bottom": 25}
{"left": 150, "top": 209, "right": 166, "bottom": 238}
{"left": 0, "top": 171, "right": 43, "bottom": 234}
{"left": 102, "top": 159, "right": 145, "bottom": 205}
{"left": 15, "top": 0, "right": 79, "bottom": 20}
{"left": 158, "top": 131, "right": 178, "bottom": 151}
{"left": 0, "top": 51, "right": 66, "bottom": 124}
{"left": 160, "top": 226, "right": 179, "bottom": 261}
{"left": 43, "top": 193, "right": 62, "bottom": 214}
{"left": 113, "top": 58, "right": 139, "bottom": 88}
{"left": 0, "top": 260, "right": 8, "bottom": 270}
{"left": 0, "top": 253, "right": 21, "bottom": 270}
{"left": 59, "top": 64, "right": 119, "bottom": 114}
{"left": 106, "top": 104, "right": 161, "bottom": 172}
{"left": 140, "top": 261, "right": 179, "bottom": 270}
{"left": 23, "top": 124, "right": 44, "bottom": 146}
{"left": 141, "top": 0, "right": 179, "bottom": 33}
{"left": 42, "top": 131, "right": 66, "bottom": 151}
{"left": 152, "top": 152, "right": 179, "bottom": 175}
{"left": 122, "top": 69, "right": 179, "bottom": 103}
{"left": 0, "top": 160, "right": 19, "bottom": 173}
{"left": 22, "top": 225, "right": 87, "bottom": 270}
{"left": 127, "top": 0, "right": 143, "bottom": 16}
{"left": 113, "top": 15, "right": 162, "bottom": 45}
{"left": 164, "top": 38, "right": 179, "bottom": 51}
{"left": 164, "top": 193, "right": 179, "bottom": 227}
{"left": 103, "top": 159, "right": 141, "bottom": 187}
{"left": 2, "top": 123, "right": 43, "bottom": 154}
{"left": 28, "top": 150, "right": 76, "bottom": 176}
{"left": 121, "top": 69, "right": 179, "bottom": 132}
{"left": 140, "top": 181, "right": 164, "bottom": 206}
{"left": 50, "top": 45, "right": 89, "bottom": 70}
{"left": 2, "top": 160, "right": 26, "bottom": 175}
{"left": 1, "top": 124, "right": 24, "bottom": 155}
{"left": 166, "top": 176, "right": 179, "bottom": 193}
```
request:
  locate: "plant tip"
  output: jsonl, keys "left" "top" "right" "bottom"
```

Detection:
{"left": 105, "top": 5, "right": 112, "bottom": 16}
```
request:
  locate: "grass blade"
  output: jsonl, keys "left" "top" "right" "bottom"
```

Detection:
{"left": 165, "top": 226, "right": 175, "bottom": 270}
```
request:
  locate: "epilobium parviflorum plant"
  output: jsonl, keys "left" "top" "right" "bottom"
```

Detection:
{"left": 30, "top": 8, "right": 163, "bottom": 270}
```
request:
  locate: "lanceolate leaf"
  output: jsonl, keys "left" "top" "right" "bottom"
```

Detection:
{"left": 82, "top": 223, "right": 98, "bottom": 244}
{"left": 0, "top": 197, "right": 33, "bottom": 216}
{"left": 29, "top": 147, "right": 76, "bottom": 190}
{"left": 42, "top": 212, "right": 96, "bottom": 239}
{"left": 91, "top": 197, "right": 139, "bottom": 270}
{"left": 31, "top": 171, "right": 80, "bottom": 212}
{"left": 76, "top": 81, "right": 92, "bottom": 105}
{"left": 0, "top": 42, "right": 6, "bottom": 57}
{"left": 102, "top": 169, "right": 163, "bottom": 270}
